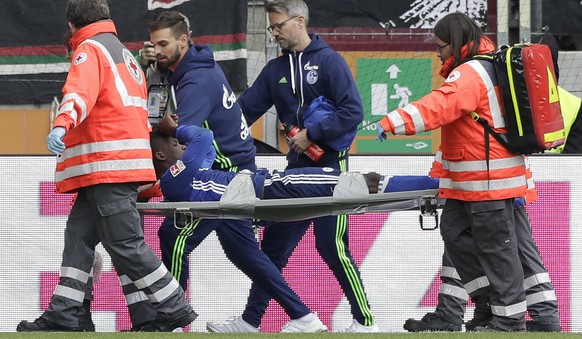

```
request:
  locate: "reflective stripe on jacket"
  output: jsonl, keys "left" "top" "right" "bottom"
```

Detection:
{"left": 53, "top": 21, "right": 155, "bottom": 193}
{"left": 430, "top": 150, "right": 537, "bottom": 203}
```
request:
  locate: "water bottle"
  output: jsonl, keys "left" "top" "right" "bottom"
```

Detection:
{"left": 284, "top": 124, "right": 324, "bottom": 162}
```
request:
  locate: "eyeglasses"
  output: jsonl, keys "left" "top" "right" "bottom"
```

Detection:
{"left": 436, "top": 43, "right": 450, "bottom": 52}
{"left": 267, "top": 16, "right": 298, "bottom": 34}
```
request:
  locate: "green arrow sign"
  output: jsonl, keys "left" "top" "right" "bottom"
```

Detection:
{"left": 356, "top": 58, "right": 433, "bottom": 153}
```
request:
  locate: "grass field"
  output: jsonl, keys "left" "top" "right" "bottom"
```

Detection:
{"left": 0, "top": 333, "right": 580, "bottom": 339}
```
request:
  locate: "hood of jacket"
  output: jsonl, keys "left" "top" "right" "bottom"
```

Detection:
{"left": 167, "top": 43, "right": 215, "bottom": 85}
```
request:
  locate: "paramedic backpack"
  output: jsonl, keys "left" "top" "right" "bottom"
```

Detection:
{"left": 473, "top": 43, "right": 565, "bottom": 154}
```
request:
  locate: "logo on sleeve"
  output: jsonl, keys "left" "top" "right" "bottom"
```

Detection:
{"left": 445, "top": 70, "right": 460, "bottom": 83}
{"left": 123, "top": 49, "right": 144, "bottom": 85}
{"left": 170, "top": 160, "right": 186, "bottom": 177}
{"left": 222, "top": 84, "right": 236, "bottom": 109}
{"left": 74, "top": 53, "right": 87, "bottom": 66}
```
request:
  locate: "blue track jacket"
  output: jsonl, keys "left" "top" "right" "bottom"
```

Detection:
{"left": 238, "top": 34, "right": 363, "bottom": 168}
{"left": 166, "top": 44, "right": 256, "bottom": 171}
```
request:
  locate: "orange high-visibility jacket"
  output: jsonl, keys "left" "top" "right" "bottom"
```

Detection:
{"left": 379, "top": 39, "right": 528, "bottom": 201}
{"left": 429, "top": 148, "right": 537, "bottom": 203}
{"left": 53, "top": 21, "right": 155, "bottom": 193}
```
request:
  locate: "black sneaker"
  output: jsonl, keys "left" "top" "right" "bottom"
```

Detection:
{"left": 16, "top": 317, "right": 77, "bottom": 332}
{"left": 403, "top": 312, "right": 462, "bottom": 332}
{"left": 78, "top": 299, "right": 95, "bottom": 332}
{"left": 526, "top": 321, "right": 561, "bottom": 332}
{"left": 146, "top": 308, "right": 197, "bottom": 332}
{"left": 119, "top": 321, "right": 156, "bottom": 332}
{"left": 123, "top": 321, "right": 155, "bottom": 332}
{"left": 465, "top": 312, "right": 492, "bottom": 331}
{"left": 474, "top": 323, "right": 525, "bottom": 332}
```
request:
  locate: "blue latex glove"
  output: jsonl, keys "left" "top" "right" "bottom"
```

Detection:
{"left": 376, "top": 122, "right": 387, "bottom": 142}
{"left": 200, "top": 145, "right": 217, "bottom": 169}
{"left": 514, "top": 197, "right": 526, "bottom": 208}
{"left": 46, "top": 127, "right": 66, "bottom": 154}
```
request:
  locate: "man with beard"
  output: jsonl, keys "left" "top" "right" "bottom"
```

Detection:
{"left": 132, "top": 11, "right": 328, "bottom": 333}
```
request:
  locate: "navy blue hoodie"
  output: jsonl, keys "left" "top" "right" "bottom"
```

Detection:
{"left": 239, "top": 34, "right": 363, "bottom": 168}
{"left": 167, "top": 44, "right": 256, "bottom": 171}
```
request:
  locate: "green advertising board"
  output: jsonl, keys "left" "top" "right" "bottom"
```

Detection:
{"left": 356, "top": 58, "right": 433, "bottom": 153}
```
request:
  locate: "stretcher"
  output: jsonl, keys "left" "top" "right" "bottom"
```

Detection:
{"left": 137, "top": 173, "right": 444, "bottom": 229}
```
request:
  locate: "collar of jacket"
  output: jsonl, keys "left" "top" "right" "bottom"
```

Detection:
{"left": 439, "top": 36, "right": 495, "bottom": 78}
{"left": 70, "top": 20, "right": 117, "bottom": 50}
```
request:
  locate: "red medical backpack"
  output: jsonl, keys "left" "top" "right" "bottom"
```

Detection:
{"left": 474, "top": 43, "right": 565, "bottom": 154}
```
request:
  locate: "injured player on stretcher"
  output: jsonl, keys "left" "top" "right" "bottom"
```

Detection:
{"left": 149, "top": 114, "right": 438, "bottom": 203}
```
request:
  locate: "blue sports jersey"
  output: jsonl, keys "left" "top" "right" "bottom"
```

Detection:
{"left": 159, "top": 125, "right": 342, "bottom": 202}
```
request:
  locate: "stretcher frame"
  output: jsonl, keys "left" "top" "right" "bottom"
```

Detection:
{"left": 136, "top": 172, "right": 444, "bottom": 229}
{"left": 137, "top": 189, "right": 440, "bottom": 218}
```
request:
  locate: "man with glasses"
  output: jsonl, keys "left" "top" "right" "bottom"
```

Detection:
{"left": 207, "top": 0, "right": 378, "bottom": 333}
{"left": 267, "top": 15, "right": 298, "bottom": 35}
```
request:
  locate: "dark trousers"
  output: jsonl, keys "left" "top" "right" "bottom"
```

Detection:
{"left": 158, "top": 217, "right": 310, "bottom": 320}
{"left": 42, "top": 183, "right": 190, "bottom": 328}
{"left": 242, "top": 214, "right": 375, "bottom": 328}
{"left": 440, "top": 198, "right": 526, "bottom": 331}
{"left": 435, "top": 206, "right": 559, "bottom": 325}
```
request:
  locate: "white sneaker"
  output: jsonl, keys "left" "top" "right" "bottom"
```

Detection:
{"left": 281, "top": 313, "right": 328, "bottom": 333}
{"left": 206, "top": 316, "right": 260, "bottom": 333}
{"left": 342, "top": 319, "right": 380, "bottom": 333}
